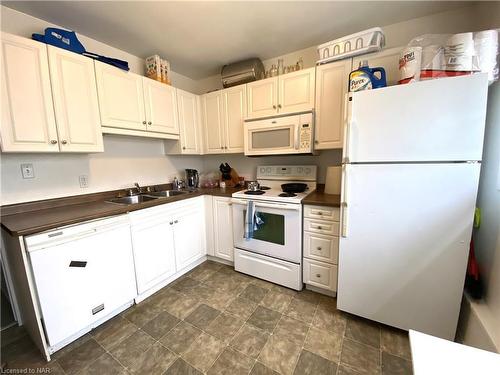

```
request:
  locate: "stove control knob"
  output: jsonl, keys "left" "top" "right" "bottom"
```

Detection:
{"left": 305, "top": 167, "right": 311, "bottom": 174}
{"left": 260, "top": 167, "right": 265, "bottom": 174}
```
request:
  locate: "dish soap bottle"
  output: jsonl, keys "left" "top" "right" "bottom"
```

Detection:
{"left": 348, "top": 61, "right": 387, "bottom": 92}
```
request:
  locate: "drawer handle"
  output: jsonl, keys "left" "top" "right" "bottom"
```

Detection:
{"left": 317, "top": 226, "right": 322, "bottom": 230}
{"left": 92, "top": 304, "right": 104, "bottom": 315}
{"left": 69, "top": 261, "right": 87, "bottom": 268}
{"left": 317, "top": 247, "right": 322, "bottom": 250}
{"left": 48, "top": 231, "right": 63, "bottom": 238}
{"left": 316, "top": 274, "right": 321, "bottom": 278}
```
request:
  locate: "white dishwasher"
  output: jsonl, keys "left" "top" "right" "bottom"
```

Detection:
{"left": 26, "top": 215, "right": 137, "bottom": 350}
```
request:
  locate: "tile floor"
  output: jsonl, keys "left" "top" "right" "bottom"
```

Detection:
{"left": 1, "top": 261, "right": 413, "bottom": 374}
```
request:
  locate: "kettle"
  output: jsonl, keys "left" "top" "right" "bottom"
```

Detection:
{"left": 185, "top": 169, "right": 199, "bottom": 188}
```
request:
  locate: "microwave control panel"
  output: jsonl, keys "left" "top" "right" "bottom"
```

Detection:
{"left": 299, "top": 123, "right": 312, "bottom": 151}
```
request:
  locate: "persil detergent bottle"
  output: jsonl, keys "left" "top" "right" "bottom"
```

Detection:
{"left": 348, "top": 60, "right": 387, "bottom": 92}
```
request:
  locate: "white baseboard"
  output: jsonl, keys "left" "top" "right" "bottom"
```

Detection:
{"left": 456, "top": 293, "right": 499, "bottom": 353}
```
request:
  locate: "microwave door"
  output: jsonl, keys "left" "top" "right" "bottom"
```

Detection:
{"left": 245, "top": 121, "right": 298, "bottom": 156}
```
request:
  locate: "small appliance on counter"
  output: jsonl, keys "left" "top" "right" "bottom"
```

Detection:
{"left": 185, "top": 169, "right": 199, "bottom": 188}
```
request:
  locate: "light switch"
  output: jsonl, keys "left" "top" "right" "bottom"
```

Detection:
{"left": 21, "top": 163, "right": 34, "bottom": 179}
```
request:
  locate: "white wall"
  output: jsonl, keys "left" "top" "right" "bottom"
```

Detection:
{"left": 197, "top": 4, "right": 481, "bottom": 93}
{"left": 201, "top": 150, "right": 342, "bottom": 184}
{"left": 0, "top": 136, "right": 204, "bottom": 205}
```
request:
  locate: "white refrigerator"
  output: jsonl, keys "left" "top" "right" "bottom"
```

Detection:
{"left": 337, "top": 74, "right": 489, "bottom": 340}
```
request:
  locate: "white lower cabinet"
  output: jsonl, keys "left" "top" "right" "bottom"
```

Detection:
{"left": 130, "top": 197, "right": 206, "bottom": 298}
{"left": 130, "top": 208, "right": 177, "bottom": 295}
{"left": 303, "top": 204, "right": 340, "bottom": 293}
{"left": 212, "top": 196, "right": 234, "bottom": 261}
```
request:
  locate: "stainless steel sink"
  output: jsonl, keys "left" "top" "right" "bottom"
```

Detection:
{"left": 146, "top": 190, "right": 190, "bottom": 197}
{"left": 106, "top": 195, "right": 159, "bottom": 205}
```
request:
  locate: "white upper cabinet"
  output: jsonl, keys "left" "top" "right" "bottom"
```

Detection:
{"left": 279, "top": 68, "right": 315, "bottom": 114}
{"left": 143, "top": 78, "right": 179, "bottom": 135}
{"left": 94, "top": 61, "right": 146, "bottom": 131}
{"left": 175, "top": 89, "right": 201, "bottom": 154}
{"left": 47, "top": 46, "right": 103, "bottom": 152}
{"left": 1, "top": 32, "right": 59, "bottom": 152}
{"left": 352, "top": 46, "right": 403, "bottom": 86}
{"left": 202, "top": 91, "right": 225, "bottom": 153}
{"left": 247, "top": 77, "right": 278, "bottom": 119}
{"left": 201, "top": 85, "right": 246, "bottom": 154}
{"left": 247, "top": 68, "right": 315, "bottom": 119}
{"left": 223, "top": 85, "right": 246, "bottom": 153}
{"left": 314, "top": 60, "right": 351, "bottom": 149}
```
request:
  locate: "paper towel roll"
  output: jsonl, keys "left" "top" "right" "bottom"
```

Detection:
{"left": 324, "top": 166, "right": 342, "bottom": 195}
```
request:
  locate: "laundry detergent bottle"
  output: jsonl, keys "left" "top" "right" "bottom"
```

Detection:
{"left": 348, "top": 60, "right": 387, "bottom": 92}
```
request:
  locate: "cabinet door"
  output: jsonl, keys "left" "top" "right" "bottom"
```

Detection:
{"left": 352, "top": 46, "right": 403, "bottom": 86}
{"left": 131, "top": 215, "right": 176, "bottom": 294}
{"left": 1, "top": 33, "right": 59, "bottom": 152}
{"left": 172, "top": 204, "right": 205, "bottom": 270}
{"left": 247, "top": 77, "right": 278, "bottom": 119}
{"left": 278, "top": 68, "right": 315, "bottom": 115}
{"left": 94, "top": 61, "right": 146, "bottom": 131}
{"left": 202, "top": 91, "right": 225, "bottom": 153}
{"left": 176, "top": 89, "right": 200, "bottom": 154}
{"left": 213, "top": 197, "right": 234, "bottom": 261}
{"left": 314, "top": 61, "right": 351, "bottom": 149}
{"left": 143, "top": 78, "right": 179, "bottom": 134}
{"left": 47, "top": 46, "right": 103, "bottom": 153}
{"left": 223, "top": 85, "right": 246, "bottom": 153}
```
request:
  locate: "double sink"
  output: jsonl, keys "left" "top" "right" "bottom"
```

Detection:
{"left": 107, "top": 190, "right": 192, "bottom": 205}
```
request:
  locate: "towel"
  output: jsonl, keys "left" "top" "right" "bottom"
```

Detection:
{"left": 244, "top": 200, "right": 255, "bottom": 240}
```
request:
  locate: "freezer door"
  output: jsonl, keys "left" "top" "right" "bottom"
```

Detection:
{"left": 346, "top": 74, "right": 488, "bottom": 162}
{"left": 337, "top": 163, "right": 480, "bottom": 340}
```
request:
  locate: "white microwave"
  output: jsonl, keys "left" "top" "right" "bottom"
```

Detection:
{"left": 244, "top": 112, "right": 314, "bottom": 156}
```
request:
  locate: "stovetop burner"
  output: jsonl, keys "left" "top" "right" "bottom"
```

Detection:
{"left": 279, "top": 192, "right": 297, "bottom": 197}
{"left": 244, "top": 190, "right": 265, "bottom": 195}
{"left": 260, "top": 186, "right": 271, "bottom": 190}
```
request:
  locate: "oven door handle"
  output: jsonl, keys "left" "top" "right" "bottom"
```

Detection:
{"left": 231, "top": 199, "right": 301, "bottom": 211}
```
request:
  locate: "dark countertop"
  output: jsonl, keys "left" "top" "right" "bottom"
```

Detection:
{"left": 303, "top": 186, "right": 341, "bottom": 207}
{"left": 1, "top": 186, "right": 243, "bottom": 237}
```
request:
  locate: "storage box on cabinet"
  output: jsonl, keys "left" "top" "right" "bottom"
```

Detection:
{"left": 302, "top": 204, "right": 340, "bottom": 293}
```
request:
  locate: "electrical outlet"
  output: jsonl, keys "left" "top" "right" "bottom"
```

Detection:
{"left": 21, "top": 163, "right": 34, "bottom": 179}
{"left": 79, "top": 175, "right": 89, "bottom": 188}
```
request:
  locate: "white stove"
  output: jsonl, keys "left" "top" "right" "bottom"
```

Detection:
{"left": 232, "top": 165, "right": 317, "bottom": 204}
{"left": 232, "top": 165, "right": 317, "bottom": 291}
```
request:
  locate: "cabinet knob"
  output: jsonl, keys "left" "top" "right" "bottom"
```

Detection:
{"left": 169, "top": 221, "right": 173, "bottom": 225}
{"left": 314, "top": 140, "right": 319, "bottom": 144}
{"left": 220, "top": 146, "right": 224, "bottom": 150}
{"left": 148, "top": 121, "right": 152, "bottom": 125}
{"left": 317, "top": 226, "right": 322, "bottom": 230}
{"left": 318, "top": 212, "right": 322, "bottom": 215}
{"left": 272, "top": 105, "right": 277, "bottom": 109}
{"left": 317, "top": 247, "right": 322, "bottom": 251}
{"left": 174, "top": 220, "right": 178, "bottom": 224}
{"left": 182, "top": 146, "right": 186, "bottom": 150}
{"left": 50, "top": 140, "right": 58, "bottom": 144}
{"left": 278, "top": 104, "right": 282, "bottom": 109}
{"left": 142, "top": 120, "right": 147, "bottom": 125}
{"left": 61, "top": 140, "right": 68, "bottom": 145}
{"left": 316, "top": 274, "right": 321, "bottom": 278}
{"left": 224, "top": 146, "right": 228, "bottom": 149}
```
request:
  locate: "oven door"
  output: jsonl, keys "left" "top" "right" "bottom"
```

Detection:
{"left": 232, "top": 198, "right": 302, "bottom": 263}
{"left": 244, "top": 116, "right": 301, "bottom": 156}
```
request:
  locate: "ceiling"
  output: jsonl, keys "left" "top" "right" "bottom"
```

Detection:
{"left": 3, "top": 1, "right": 470, "bottom": 79}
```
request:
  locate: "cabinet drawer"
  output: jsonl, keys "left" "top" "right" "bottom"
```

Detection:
{"left": 304, "top": 232, "right": 338, "bottom": 264}
{"left": 303, "top": 218, "right": 339, "bottom": 236}
{"left": 303, "top": 259, "right": 337, "bottom": 291}
{"left": 304, "top": 205, "right": 340, "bottom": 221}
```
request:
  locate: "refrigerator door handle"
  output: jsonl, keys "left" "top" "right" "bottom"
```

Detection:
{"left": 341, "top": 164, "right": 349, "bottom": 237}
{"left": 342, "top": 93, "right": 352, "bottom": 163}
